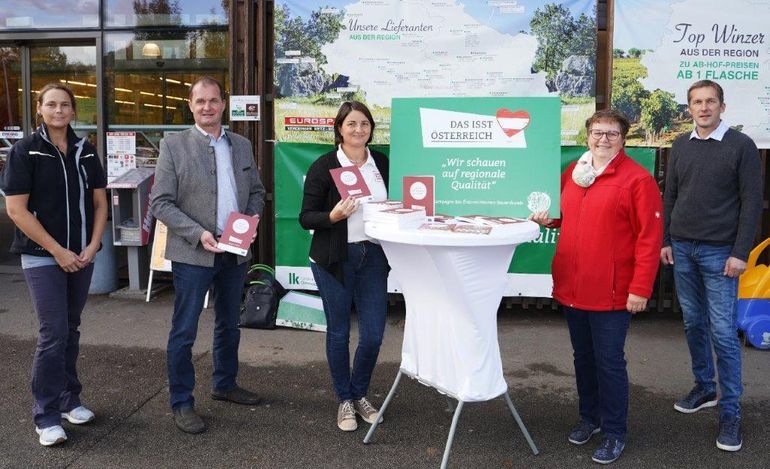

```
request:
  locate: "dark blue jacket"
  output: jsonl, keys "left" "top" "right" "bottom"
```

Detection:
{"left": 1, "top": 124, "right": 106, "bottom": 256}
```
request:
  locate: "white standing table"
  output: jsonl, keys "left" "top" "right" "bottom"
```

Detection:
{"left": 363, "top": 221, "right": 541, "bottom": 468}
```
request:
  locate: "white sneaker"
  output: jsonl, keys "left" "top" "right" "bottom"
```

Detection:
{"left": 353, "top": 397, "right": 383, "bottom": 424}
{"left": 337, "top": 400, "right": 358, "bottom": 431}
{"left": 36, "top": 425, "right": 67, "bottom": 446}
{"left": 61, "top": 406, "right": 95, "bottom": 424}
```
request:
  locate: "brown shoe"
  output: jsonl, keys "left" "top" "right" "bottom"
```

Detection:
{"left": 211, "top": 386, "right": 262, "bottom": 405}
{"left": 173, "top": 407, "right": 206, "bottom": 434}
{"left": 337, "top": 400, "right": 358, "bottom": 431}
{"left": 353, "top": 397, "right": 382, "bottom": 424}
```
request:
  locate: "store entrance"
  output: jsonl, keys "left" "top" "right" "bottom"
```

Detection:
{"left": 0, "top": 40, "right": 98, "bottom": 265}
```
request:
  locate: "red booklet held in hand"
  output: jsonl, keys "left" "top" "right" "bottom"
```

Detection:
{"left": 403, "top": 175, "right": 435, "bottom": 216}
{"left": 330, "top": 166, "right": 372, "bottom": 199}
{"left": 217, "top": 212, "right": 260, "bottom": 256}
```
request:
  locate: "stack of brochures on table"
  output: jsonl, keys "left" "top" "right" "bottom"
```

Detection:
{"left": 417, "top": 214, "right": 457, "bottom": 232}
{"left": 448, "top": 223, "right": 492, "bottom": 235}
{"left": 453, "top": 215, "right": 526, "bottom": 226}
{"left": 362, "top": 199, "right": 404, "bottom": 221}
{"left": 424, "top": 214, "right": 527, "bottom": 235}
{"left": 370, "top": 207, "right": 427, "bottom": 228}
{"left": 451, "top": 214, "right": 527, "bottom": 234}
{"left": 478, "top": 215, "right": 527, "bottom": 226}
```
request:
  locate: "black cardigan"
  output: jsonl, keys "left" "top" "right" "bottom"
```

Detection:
{"left": 299, "top": 149, "right": 390, "bottom": 282}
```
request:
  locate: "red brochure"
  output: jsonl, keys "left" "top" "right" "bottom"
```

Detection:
{"left": 329, "top": 165, "right": 372, "bottom": 199}
{"left": 475, "top": 215, "right": 527, "bottom": 226}
{"left": 451, "top": 223, "right": 492, "bottom": 235}
{"left": 403, "top": 175, "right": 435, "bottom": 216}
{"left": 217, "top": 212, "right": 260, "bottom": 256}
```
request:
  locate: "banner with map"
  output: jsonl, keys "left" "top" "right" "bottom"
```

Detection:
{"left": 613, "top": 0, "right": 769, "bottom": 148}
{"left": 274, "top": 0, "right": 597, "bottom": 146}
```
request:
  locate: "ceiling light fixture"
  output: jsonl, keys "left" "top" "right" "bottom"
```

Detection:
{"left": 141, "top": 43, "right": 161, "bottom": 58}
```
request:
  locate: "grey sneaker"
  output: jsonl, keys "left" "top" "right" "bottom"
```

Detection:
{"left": 337, "top": 400, "right": 357, "bottom": 431}
{"left": 568, "top": 420, "right": 601, "bottom": 445}
{"left": 674, "top": 385, "right": 718, "bottom": 414}
{"left": 716, "top": 415, "right": 742, "bottom": 452}
{"left": 353, "top": 397, "right": 382, "bottom": 424}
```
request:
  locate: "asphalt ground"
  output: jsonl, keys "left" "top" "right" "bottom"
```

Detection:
{"left": 0, "top": 267, "right": 768, "bottom": 468}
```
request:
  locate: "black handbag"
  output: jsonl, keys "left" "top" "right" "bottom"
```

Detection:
{"left": 239, "top": 264, "right": 287, "bottom": 329}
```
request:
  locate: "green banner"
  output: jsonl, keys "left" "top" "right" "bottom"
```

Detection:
{"left": 274, "top": 142, "right": 656, "bottom": 289}
{"left": 390, "top": 97, "right": 562, "bottom": 218}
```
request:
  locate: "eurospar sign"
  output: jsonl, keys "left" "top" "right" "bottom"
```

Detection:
{"left": 284, "top": 116, "right": 335, "bottom": 132}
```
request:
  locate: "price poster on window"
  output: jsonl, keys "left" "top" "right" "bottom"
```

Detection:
{"left": 106, "top": 131, "right": 137, "bottom": 183}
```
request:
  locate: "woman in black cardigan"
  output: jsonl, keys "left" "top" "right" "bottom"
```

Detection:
{"left": 299, "top": 101, "right": 389, "bottom": 432}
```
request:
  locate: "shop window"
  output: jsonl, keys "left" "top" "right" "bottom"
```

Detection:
{"left": 104, "top": 30, "right": 229, "bottom": 165}
{"left": 31, "top": 46, "right": 98, "bottom": 132}
{"left": 0, "top": 47, "right": 22, "bottom": 161}
{"left": 104, "top": 0, "right": 228, "bottom": 28}
{"left": 1, "top": 1, "right": 99, "bottom": 30}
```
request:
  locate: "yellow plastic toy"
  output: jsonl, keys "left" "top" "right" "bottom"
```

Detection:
{"left": 738, "top": 237, "right": 770, "bottom": 299}
{"left": 737, "top": 238, "right": 770, "bottom": 349}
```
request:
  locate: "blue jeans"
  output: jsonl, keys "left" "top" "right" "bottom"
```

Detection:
{"left": 24, "top": 263, "right": 94, "bottom": 428}
{"left": 671, "top": 239, "right": 742, "bottom": 418}
{"left": 168, "top": 253, "right": 247, "bottom": 410}
{"left": 565, "top": 307, "right": 631, "bottom": 441}
{"left": 311, "top": 242, "right": 389, "bottom": 401}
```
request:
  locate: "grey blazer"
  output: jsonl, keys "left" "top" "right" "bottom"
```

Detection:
{"left": 150, "top": 127, "right": 266, "bottom": 267}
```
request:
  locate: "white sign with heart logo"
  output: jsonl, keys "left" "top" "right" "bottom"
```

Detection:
{"left": 419, "top": 108, "right": 528, "bottom": 148}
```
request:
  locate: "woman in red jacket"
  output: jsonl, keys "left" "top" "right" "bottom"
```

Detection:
{"left": 531, "top": 109, "right": 663, "bottom": 464}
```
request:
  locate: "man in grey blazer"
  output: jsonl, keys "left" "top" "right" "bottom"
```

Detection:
{"left": 151, "top": 76, "right": 266, "bottom": 434}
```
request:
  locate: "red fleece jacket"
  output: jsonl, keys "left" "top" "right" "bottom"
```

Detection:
{"left": 550, "top": 151, "right": 663, "bottom": 311}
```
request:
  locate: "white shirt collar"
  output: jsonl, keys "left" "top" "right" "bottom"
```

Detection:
{"left": 689, "top": 120, "right": 729, "bottom": 141}
{"left": 195, "top": 124, "right": 227, "bottom": 142}
{"left": 336, "top": 145, "right": 374, "bottom": 168}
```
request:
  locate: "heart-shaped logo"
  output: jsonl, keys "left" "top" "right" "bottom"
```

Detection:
{"left": 496, "top": 109, "right": 531, "bottom": 137}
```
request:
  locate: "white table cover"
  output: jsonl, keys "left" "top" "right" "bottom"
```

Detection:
{"left": 366, "top": 221, "right": 540, "bottom": 401}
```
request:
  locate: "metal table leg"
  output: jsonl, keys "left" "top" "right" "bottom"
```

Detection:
{"left": 364, "top": 370, "right": 403, "bottom": 444}
{"left": 440, "top": 400, "right": 465, "bottom": 469}
{"left": 504, "top": 391, "right": 539, "bottom": 455}
{"left": 444, "top": 396, "right": 456, "bottom": 412}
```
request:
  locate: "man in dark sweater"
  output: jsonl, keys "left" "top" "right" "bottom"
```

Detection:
{"left": 661, "top": 80, "right": 761, "bottom": 453}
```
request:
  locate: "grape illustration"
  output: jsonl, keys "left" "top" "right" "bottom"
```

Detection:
{"left": 527, "top": 191, "right": 551, "bottom": 213}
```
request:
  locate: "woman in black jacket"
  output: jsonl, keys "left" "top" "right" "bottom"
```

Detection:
{"left": 2, "top": 83, "right": 107, "bottom": 446}
{"left": 299, "top": 101, "right": 389, "bottom": 432}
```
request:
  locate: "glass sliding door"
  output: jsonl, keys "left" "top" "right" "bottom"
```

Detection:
{"left": 0, "top": 46, "right": 22, "bottom": 264}
{"left": 30, "top": 44, "right": 98, "bottom": 144}
{"left": 0, "top": 46, "right": 22, "bottom": 160}
{"left": 104, "top": 29, "right": 228, "bottom": 165}
{"left": 0, "top": 41, "right": 98, "bottom": 266}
